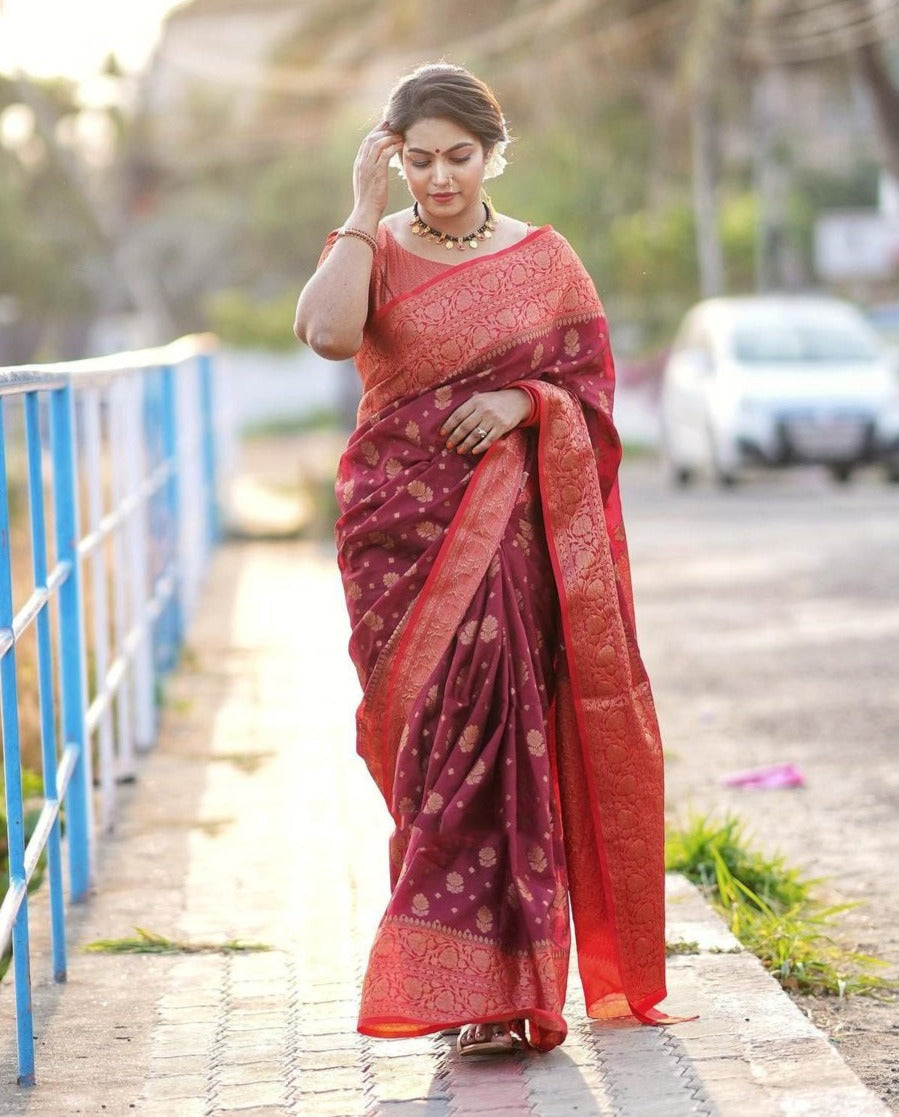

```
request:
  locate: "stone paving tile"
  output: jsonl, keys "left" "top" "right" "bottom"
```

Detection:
{"left": 292, "top": 1090, "right": 369, "bottom": 1117}
{"left": 216, "top": 1081, "right": 285, "bottom": 1109}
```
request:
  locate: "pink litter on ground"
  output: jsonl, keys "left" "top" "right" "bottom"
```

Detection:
{"left": 721, "top": 763, "right": 806, "bottom": 789}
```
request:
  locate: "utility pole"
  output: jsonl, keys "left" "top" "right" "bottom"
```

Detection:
{"left": 751, "top": 62, "right": 802, "bottom": 292}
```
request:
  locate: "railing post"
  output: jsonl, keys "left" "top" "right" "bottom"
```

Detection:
{"left": 24, "top": 392, "right": 67, "bottom": 983}
{"left": 0, "top": 398, "right": 36, "bottom": 1086}
{"left": 124, "top": 374, "right": 155, "bottom": 749}
{"left": 49, "top": 383, "right": 93, "bottom": 901}
{"left": 82, "top": 388, "right": 116, "bottom": 831}
{"left": 108, "top": 378, "right": 135, "bottom": 779}
{"left": 160, "top": 365, "right": 182, "bottom": 667}
{"left": 198, "top": 352, "right": 219, "bottom": 545}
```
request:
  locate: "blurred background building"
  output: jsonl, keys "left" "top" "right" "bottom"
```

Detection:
{"left": 1, "top": 0, "right": 897, "bottom": 435}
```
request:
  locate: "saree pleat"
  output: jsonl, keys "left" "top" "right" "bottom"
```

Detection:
{"left": 334, "top": 225, "right": 678, "bottom": 1051}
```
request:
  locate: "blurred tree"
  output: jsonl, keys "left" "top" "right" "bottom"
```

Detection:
{"left": 855, "top": 39, "right": 899, "bottom": 182}
{"left": 0, "top": 78, "right": 100, "bottom": 361}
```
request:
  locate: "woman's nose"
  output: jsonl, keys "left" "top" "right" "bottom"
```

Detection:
{"left": 431, "top": 160, "right": 452, "bottom": 185}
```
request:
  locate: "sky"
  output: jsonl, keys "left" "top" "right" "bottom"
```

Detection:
{"left": 0, "top": 0, "right": 185, "bottom": 81}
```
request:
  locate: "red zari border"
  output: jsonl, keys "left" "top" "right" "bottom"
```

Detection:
{"left": 356, "top": 433, "right": 527, "bottom": 811}
{"left": 358, "top": 917, "right": 569, "bottom": 1051}
{"left": 526, "top": 379, "right": 690, "bottom": 1025}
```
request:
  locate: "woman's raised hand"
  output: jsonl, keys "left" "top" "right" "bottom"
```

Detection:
{"left": 441, "top": 389, "right": 533, "bottom": 456}
{"left": 352, "top": 122, "right": 404, "bottom": 221}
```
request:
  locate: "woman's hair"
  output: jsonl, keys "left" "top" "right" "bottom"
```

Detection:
{"left": 384, "top": 63, "right": 508, "bottom": 152}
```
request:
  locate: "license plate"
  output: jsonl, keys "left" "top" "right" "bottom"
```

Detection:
{"left": 785, "top": 415, "right": 868, "bottom": 460}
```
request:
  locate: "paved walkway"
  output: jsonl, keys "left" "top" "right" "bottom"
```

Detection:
{"left": 0, "top": 540, "right": 889, "bottom": 1116}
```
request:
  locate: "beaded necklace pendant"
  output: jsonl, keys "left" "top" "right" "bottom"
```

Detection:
{"left": 410, "top": 202, "right": 496, "bottom": 251}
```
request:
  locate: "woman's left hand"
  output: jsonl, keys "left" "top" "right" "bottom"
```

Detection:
{"left": 440, "top": 389, "right": 532, "bottom": 455}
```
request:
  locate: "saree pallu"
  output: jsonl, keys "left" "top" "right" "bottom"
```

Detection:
{"left": 335, "top": 226, "right": 670, "bottom": 1052}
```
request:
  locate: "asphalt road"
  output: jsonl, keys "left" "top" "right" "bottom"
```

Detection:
{"left": 618, "top": 459, "right": 899, "bottom": 1110}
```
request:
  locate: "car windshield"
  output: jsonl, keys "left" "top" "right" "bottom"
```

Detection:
{"left": 732, "top": 315, "right": 880, "bottom": 364}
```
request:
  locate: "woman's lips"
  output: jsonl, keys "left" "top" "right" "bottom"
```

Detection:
{"left": 430, "top": 193, "right": 456, "bottom": 202}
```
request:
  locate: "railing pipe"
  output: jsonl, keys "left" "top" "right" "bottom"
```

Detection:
{"left": 49, "top": 383, "right": 93, "bottom": 901}
{"left": 24, "top": 392, "right": 67, "bottom": 983}
{"left": 0, "top": 398, "right": 37, "bottom": 1086}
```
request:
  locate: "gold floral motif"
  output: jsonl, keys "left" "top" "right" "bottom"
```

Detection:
{"left": 364, "top": 612, "right": 384, "bottom": 631}
{"left": 385, "top": 458, "right": 403, "bottom": 479}
{"left": 458, "top": 725, "right": 480, "bottom": 754}
{"left": 564, "top": 329, "right": 580, "bottom": 357}
{"left": 515, "top": 517, "right": 533, "bottom": 556}
{"left": 366, "top": 530, "right": 396, "bottom": 551}
{"left": 446, "top": 872, "right": 465, "bottom": 894}
{"left": 527, "top": 729, "right": 547, "bottom": 757}
{"left": 423, "top": 790, "right": 444, "bottom": 814}
{"left": 361, "top": 440, "right": 379, "bottom": 466}
{"left": 531, "top": 342, "right": 545, "bottom": 370}
{"left": 405, "top": 421, "right": 421, "bottom": 444}
{"left": 465, "top": 758, "right": 486, "bottom": 786}
{"left": 515, "top": 876, "right": 534, "bottom": 903}
{"left": 416, "top": 520, "right": 442, "bottom": 542}
{"left": 383, "top": 572, "right": 399, "bottom": 588}
{"left": 528, "top": 845, "right": 549, "bottom": 873}
{"left": 411, "top": 893, "right": 430, "bottom": 916}
{"left": 476, "top": 906, "right": 494, "bottom": 933}
{"left": 434, "top": 385, "right": 453, "bottom": 410}
{"left": 397, "top": 795, "right": 416, "bottom": 814}
{"left": 407, "top": 479, "right": 434, "bottom": 503}
{"left": 425, "top": 684, "right": 440, "bottom": 714}
{"left": 479, "top": 846, "right": 497, "bottom": 868}
{"left": 480, "top": 615, "right": 499, "bottom": 642}
{"left": 342, "top": 478, "right": 355, "bottom": 503}
{"left": 347, "top": 582, "right": 362, "bottom": 602}
{"left": 458, "top": 620, "right": 478, "bottom": 646}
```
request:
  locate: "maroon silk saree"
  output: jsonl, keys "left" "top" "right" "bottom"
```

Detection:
{"left": 334, "top": 226, "right": 671, "bottom": 1052}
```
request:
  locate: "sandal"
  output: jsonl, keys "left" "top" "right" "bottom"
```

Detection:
{"left": 457, "top": 1019, "right": 526, "bottom": 1057}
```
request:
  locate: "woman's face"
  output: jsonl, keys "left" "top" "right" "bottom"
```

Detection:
{"left": 401, "top": 117, "right": 488, "bottom": 224}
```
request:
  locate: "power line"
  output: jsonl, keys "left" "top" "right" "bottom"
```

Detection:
{"left": 740, "top": 0, "right": 899, "bottom": 63}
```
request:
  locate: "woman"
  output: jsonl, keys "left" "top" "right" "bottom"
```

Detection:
{"left": 295, "top": 63, "right": 678, "bottom": 1056}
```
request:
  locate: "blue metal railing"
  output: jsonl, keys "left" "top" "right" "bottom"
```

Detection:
{"left": 0, "top": 335, "right": 224, "bottom": 1085}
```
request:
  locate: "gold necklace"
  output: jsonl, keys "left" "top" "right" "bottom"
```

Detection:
{"left": 410, "top": 201, "right": 497, "bottom": 251}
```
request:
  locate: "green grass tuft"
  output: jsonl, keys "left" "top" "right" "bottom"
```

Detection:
{"left": 666, "top": 939, "right": 700, "bottom": 956}
{"left": 666, "top": 812, "right": 896, "bottom": 999}
{"left": 83, "top": 927, "right": 271, "bottom": 955}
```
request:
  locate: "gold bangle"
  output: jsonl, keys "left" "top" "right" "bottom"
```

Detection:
{"left": 337, "top": 226, "right": 377, "bottom": 252}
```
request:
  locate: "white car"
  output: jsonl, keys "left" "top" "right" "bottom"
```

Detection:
{"left": 660, "top": 295, "right": 899, "bottom": 485}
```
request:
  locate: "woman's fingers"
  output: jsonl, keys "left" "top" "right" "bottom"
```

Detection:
{"left": 442, "top": 397, "right": 501, "bottom": 454}
{"left": 440, "top": 390, "right": 531, "bottom": 455}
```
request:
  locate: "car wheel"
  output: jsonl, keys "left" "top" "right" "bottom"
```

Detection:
{"left": 828, "top": 463, "right": 854, "bottom": 484}
{"left": 670, "top": 463, "right": 694, "bottom": 487}
{"left": 706, "top": 423, "right": 739, "bottom": 488}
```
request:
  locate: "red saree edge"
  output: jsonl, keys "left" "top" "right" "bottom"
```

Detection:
{"left": 529, "top": 381, "right": 681, "bottom": 1026}
{"left": 359, "top": 1009, "right": 568, "bottom": 1050}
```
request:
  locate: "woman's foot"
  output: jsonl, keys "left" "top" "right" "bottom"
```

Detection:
{"left": 457, "top": 1020, "right": 523, "bottom": 1056}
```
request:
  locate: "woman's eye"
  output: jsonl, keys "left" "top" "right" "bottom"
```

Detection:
{"left": 451, "top": 156, "right": 472, "bottom": 165}
{"left": 411, "top": 161, "right": 430, "bottom": 169}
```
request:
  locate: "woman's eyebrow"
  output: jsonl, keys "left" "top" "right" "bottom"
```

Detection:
{"left": 405, "top": 141, "right": 476, "bottom": 155}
